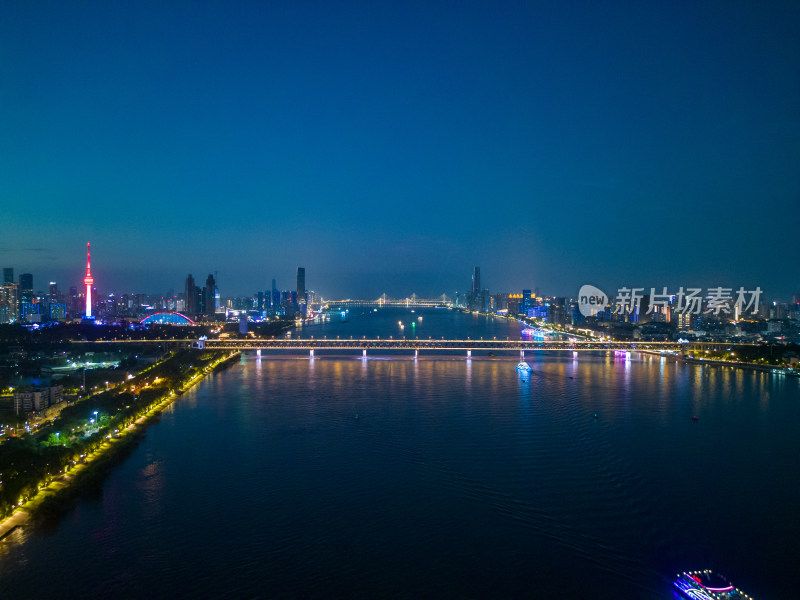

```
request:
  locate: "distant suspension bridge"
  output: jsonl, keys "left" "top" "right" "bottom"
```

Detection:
{"left": 324, "top": 297, "right": 450, "bottom": 308}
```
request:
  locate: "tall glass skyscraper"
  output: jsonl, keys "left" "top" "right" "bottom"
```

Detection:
{"left": 205, "top": 274, "right": 216, "bottom": 319}
{"left": 296, "top": 267, "right": 306, "bottom": 316}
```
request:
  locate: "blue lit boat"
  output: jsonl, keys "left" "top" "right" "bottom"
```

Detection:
{"left": 673, "top": 570, "right": 752, "bottom": 599}
{"left": 516, "top": 361, "right": 532, "bottom": 372}
{"left": 522, "top": 327, "right": 556, "bottom": 339}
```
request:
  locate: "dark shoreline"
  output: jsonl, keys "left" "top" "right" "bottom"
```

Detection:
{"left": 640, "top": 349, "right": 787, "bottom": 374}
{"left": 0, "top": 351, "right": 241, "bottom": 538}
{"left": 33, "top": 351, "right": 242, "bottom": 518}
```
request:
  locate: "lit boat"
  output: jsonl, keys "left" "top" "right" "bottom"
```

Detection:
{"left": 673, "top": 570, "right": 752, "bottom": 599}
{"left": 516, "top": 361, "right": 532, "bottom": 372}
{"left": 522, "top": 327, "right": 555, "bottom": 338}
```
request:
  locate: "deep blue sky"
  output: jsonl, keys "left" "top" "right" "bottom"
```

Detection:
{"left": 2, "top": 1, "right": 798, "bottom": 300}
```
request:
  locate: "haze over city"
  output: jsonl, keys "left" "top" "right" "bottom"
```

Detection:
{"left": 3, "top": 4, "right": 800, "bottom": 599}
{"left": 2, "top": 2, "right": 798, "bottom": 299}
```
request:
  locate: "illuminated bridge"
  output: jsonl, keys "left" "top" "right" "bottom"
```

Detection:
{"left": 140, "top": 311, "right": 196, "bottom": 325}
{"left": 194, "top": 338, "right": 751, "bottom": 357}
{"left": 324, "top": 298, "right": 450, "bottom": 308}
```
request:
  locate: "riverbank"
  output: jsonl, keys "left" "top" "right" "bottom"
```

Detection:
{"left": 639, "top": 349, "right": 793, "bottom": 374}
{"left": 0, "top": 350, "right": 240, "bottom": 541}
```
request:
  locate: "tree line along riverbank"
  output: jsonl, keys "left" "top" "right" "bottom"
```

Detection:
{"left": 0, "top": 348, "right": 239, "bottom": 529}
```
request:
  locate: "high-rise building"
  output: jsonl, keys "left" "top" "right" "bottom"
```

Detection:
{"left": 547, "top": 297, "right": 569, "bottom": 328}
{"left": 0, "top": 282, "right": 19, "bottom": 323}
{"left": 83, "top": 243, "right": 94, "bottom": 318}
{"left": 467, "top": 267, "right": 482, "bottom": 311}
{"left": 49, "top": 303, "right": 67, "bottom": 320}
{"left": 21, "top": 301, "right": 41, "bottom": 322}
{"left": 296, "top": 267, "right": 306, "bottom": 316}
{"left": 507, "top": 293, "right": 522, "bottom": 315}
{"left": 18, "top": 273, "right": 33, "bottom": 320}
{"left": 522, "top": 290, "right": 533, "bottom": 316}
{"left": 46, "top": 282, "right": 59, "bottom": 309}
{"left": 635, "top": 295, "right": 652, "bottom": 323}
{"left": 19, "top": 273, "right": 33, "bottom": 301}
{"left": 3, "top": 268, "right": 13, "bottom": 284}
{"left": 185, "top": 274, "right": 196, "bottom": 315}
{"left": 68, "top": 286, "right": 79, "bottom": 317}
{"left": 283, "top": 290, "right": 296, "bottom": 317}
{"left": 205, "top": 274, "right": 216, "bottom": 319}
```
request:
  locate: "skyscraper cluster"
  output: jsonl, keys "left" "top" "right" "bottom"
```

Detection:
{"left": 1, "top": 245, "right": 92, "bottom": 324}
{"left": 465, "top": 266, "right": 488, "bottom": 312}
{"left": 181, "top": 266, "right": 310, "bottom": 322}
{"left": 251, "top": 267, "right": 308, "bottom": 319}
{"left": 184, "top": 273, "right": 218, "bottom": 320}
{"left": 0, "top": 267, "right": 73, "bottom": 324}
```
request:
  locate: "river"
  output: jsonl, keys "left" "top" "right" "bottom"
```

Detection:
{"left": 0, "top": 307, "right": 797, "bottom": 599}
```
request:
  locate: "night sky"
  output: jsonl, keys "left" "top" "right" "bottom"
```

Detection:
{"left": 2, "top": 2, "right": 798, "bottom": 300}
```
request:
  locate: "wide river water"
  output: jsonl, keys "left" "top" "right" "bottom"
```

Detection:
{"left": 1, "top": 308, "right": 798, "bottom": 599}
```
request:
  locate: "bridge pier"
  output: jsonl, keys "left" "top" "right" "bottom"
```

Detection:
{"left": 310, "top": 349, "right": 314, "bottom": 358}
{"left": 257, "top": 349, "right": 261, "bottom": 357}
{"left": 415, "top": 349, "right": 418, "bottom": 360}
{"left": 362, "top": 349, "right": 367, "bottom": 359}
{"left": 467, "top": 350, "right": 471, "bottom": 358}
{"left": 520, "top": 350, "right": 524, "bottom": 361}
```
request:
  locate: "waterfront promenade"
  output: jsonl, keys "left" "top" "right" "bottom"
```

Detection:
{"left": 0, "top": 351, "right": 240, "bottom": 541}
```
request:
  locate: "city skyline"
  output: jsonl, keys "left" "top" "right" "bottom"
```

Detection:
{"left": 1, "top": 242, "right": 797, "bottom": 304}
{"left": 2, "top": 4, "right": 798, "bottom": 590}
{"left": 2, "top": 3, "right": 799, "bottom": 299}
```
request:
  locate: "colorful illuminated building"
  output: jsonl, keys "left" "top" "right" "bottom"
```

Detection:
{"left": 84, "top": 242, "right": 94, "bottom": 318}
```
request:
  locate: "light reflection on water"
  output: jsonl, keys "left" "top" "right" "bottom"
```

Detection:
{"left": 0, "top": 309, "right": 797, "bottom": 599}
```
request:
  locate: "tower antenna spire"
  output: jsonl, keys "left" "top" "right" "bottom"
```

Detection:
{"left": 84, "top": 242, "right": 94, "bottom": 318}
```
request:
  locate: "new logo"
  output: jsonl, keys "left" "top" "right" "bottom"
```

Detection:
{"left": 578, "top": 284, "right": 609, "bottom": 317}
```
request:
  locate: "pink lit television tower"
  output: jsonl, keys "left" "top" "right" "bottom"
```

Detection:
{"left": 84, "top": 242, "right": 94, "bottom": 318}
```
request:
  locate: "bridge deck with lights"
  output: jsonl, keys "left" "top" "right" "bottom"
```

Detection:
{"left": 68, "top": 338, "right": 760, "bottom": 356}
{"left": 194, "top": 339, "right": 748, "bottom": 353}
{"left": 324, "top": 299, "right": 450, "bottom": 308}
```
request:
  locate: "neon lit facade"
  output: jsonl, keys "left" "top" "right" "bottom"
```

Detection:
{"left": 140, "top": 311, "right": 197, "bottom": 326}
{"left": 83, "top": 242, "right": 94, "bottom": 318}
{"left": 673, "top": 571, "right": 746, "bottom": 600}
